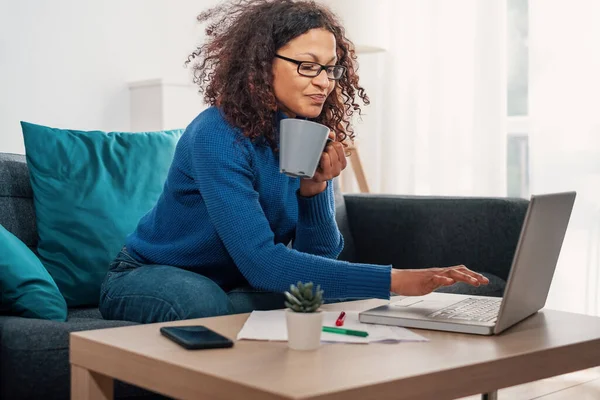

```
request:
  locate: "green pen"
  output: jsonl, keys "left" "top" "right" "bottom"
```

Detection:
{"left": 322, "top": 326, "right": 369, "bottom": 337}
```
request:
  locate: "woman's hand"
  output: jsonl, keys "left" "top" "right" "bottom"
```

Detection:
{"left": 299, "top": 132, "right": 347, "bottom": 197}
{"left": 390, "top": 265, "right": 489, "bottom": 296}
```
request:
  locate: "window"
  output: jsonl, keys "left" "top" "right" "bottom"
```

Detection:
{"left": 507, "top": 0, "right": 529, "bottom": 198}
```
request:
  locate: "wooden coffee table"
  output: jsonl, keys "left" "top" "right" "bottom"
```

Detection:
{"left": 70, "top": 298, "right": 600, "bottom": 400}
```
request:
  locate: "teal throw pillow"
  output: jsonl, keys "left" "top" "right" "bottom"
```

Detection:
{"left": 0, "top": 224, "right": 67, "bottom": 321}
{"left": 21, "top": 122, "right": 183, "bottom": 307}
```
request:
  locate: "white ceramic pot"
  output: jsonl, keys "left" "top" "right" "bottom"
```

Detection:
{"left": 285, "top": 309, "right": 323, "bottom": 351}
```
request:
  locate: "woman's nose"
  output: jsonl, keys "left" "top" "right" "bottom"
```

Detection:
{"left": 312, "top": 69, "right": 330, "bottom": 88}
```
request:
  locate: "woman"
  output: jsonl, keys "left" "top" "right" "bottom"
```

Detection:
{"left": 99, "top": 0, "right": 489, "bottom": 324}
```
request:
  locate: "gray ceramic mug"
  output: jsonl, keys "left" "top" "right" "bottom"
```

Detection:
{"left": 279, "top": 119, "right": 330, "bottom": 179}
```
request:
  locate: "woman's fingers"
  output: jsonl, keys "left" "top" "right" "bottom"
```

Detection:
{"left": 431, "top": 275, "right": 455, "bottom": 289}
{"left": 451, "top": 265, "right": 489, "bottom": 284}
{"left": 326, "top": 145, "right": 342, "bottom": 176}
{"left": 393, "top": 266, "right": 487, "bottom": 296}
{"left": 319, "top": 151, "right": 332, "bottom": 172}
{"left": 444, "top": 269, "right": 481, "bottom": 286}
{"left": 433, "top": 265, "right": 489, "bottom": 286}
{"left": 330, "top": 141, "right": 347, "bottom": 170}
{"left": 314, "top": 141, "right": 346, "bottom": 181}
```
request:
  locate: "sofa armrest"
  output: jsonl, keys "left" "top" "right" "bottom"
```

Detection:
{"left": 343, "top": 194, "right": 529, "bottom": 281}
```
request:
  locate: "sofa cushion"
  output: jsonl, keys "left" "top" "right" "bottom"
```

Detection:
{"left": 0, "top": 314, "right": 166, "bottom": 399}
{"left": 0, "top": 224, "right": 67, "bottom": 321}
{"left": 0, "top": 153, "right": 33, "bottom": 198}
{"left": 333, "top": 178, "right": 356, "bottom": 262}
{"left": 0, "top": 153, "right": 37, "bottom": 249}
{"left": 21, "top": 122, "right": 183, "bottom": 307}
{"left": 67, "top": 307, "right": 103, "bottom": 319}
{"left": 343, "top": 195, "right": 528, "bottom": 281}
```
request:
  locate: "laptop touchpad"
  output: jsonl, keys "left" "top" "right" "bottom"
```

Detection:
{"left": 391, "top": 297, "right": 424, "bottom": 307}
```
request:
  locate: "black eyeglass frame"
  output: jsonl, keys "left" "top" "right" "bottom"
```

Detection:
{"left": 274, "top": 54, "right": 346, "bottom": 80}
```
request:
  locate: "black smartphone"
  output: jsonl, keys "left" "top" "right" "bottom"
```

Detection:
{"left": 160, "top": 325, "right": 234, "bottom": 350}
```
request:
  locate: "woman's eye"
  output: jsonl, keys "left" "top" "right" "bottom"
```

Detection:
{"left": 300, "top": 63, "right": 320, "bottom": 72}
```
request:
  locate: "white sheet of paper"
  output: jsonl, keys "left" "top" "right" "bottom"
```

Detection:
{"left": 236, "top": 310, "right": 428, "bottom": 344}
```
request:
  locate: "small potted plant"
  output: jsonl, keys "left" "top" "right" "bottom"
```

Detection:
{"left": 284, "top": 281, "right": 324, "bottom": 351}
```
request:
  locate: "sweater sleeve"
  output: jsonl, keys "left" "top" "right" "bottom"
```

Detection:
{"left": 292, "top": 181, "right": 344, "bottom": 259}
{"left": 190, "top": 122, "right": 391, "bottom": 300}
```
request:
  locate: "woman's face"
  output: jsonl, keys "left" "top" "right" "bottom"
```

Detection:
{"left": 272, "top": 28, "right": 337, "bottom": 118}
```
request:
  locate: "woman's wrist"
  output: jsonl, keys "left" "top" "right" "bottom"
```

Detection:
{"left": 299, "top": 180, "right": 327, "bottom": 197}
{"left": 390, "top": 268, "right": 400, "bottom": 293}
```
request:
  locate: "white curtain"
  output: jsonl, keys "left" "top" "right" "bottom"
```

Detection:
{"left": 326, "top": 0, "right": 600, "bottom": 317}
{"left": 530, "top": 0, "right": 600, "bottom": 316}
{"left": 327, "top": 0, "right": 507, "bottom": 196}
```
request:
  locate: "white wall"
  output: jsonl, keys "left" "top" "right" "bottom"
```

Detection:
{"left": 317, "top": 0, "right": 388, "bottom": 193}
{"left": 0, "top": 0, "right": 217, "bottom": 154}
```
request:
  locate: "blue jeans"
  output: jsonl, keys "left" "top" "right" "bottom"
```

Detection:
{"left": 99, "top": 247, "right": 288, "bottom": 323}
{"left": 100, "top": 248, "right": 506, "bottom": 324}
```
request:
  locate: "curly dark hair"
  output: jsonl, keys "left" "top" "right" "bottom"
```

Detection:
{"left": 185, "top": 0, "right": 369, "bottom": 150}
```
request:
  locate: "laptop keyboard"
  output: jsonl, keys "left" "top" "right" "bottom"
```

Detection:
{"left": 427, "top": 297, "right": 501, "bottom": 322}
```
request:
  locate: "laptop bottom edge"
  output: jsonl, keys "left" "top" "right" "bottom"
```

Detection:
{"left": 359, "top": 313, "right": 496, "bottom": 336}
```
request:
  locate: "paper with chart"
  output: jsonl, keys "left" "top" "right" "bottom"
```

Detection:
{"left": 236, "top": 310, "right": 429, "bottom": 344}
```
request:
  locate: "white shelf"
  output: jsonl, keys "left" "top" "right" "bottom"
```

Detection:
{"left": 128, "top": 79, "right": 207, "bottom": 132}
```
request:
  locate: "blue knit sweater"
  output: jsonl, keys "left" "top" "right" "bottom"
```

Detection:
{"left": 126, "top": 107, "right": 391, "bottom": 299}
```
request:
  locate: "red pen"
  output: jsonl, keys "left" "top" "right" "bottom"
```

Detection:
{"left": 335, "top": 311, "right": 346, "bottom": 326}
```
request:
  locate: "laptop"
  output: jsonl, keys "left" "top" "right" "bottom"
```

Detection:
{"left": 359, "top": 191, "right": 577, "bottom": 335}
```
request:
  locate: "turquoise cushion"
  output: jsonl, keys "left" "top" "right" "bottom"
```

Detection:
{"left": 0, "top": 224, "right": 67, "bottom": 321}
{"left": 21, "top": 122, "right": 183, "bottom": 307}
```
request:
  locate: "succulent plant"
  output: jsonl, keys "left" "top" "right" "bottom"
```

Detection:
{"left": 284, "top": 281, "right": 324, "bottom": 313}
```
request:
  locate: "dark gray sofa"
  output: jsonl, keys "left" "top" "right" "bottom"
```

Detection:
{"left": 0, "top": 152, "right": 529, "bottom": 399}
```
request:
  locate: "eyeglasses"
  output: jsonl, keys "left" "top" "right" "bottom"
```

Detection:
{"left": 274, "top": 54, "right": 346, "bottom": 80}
